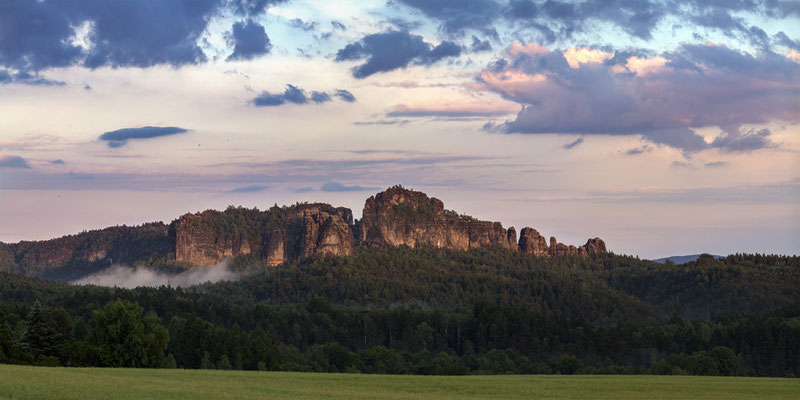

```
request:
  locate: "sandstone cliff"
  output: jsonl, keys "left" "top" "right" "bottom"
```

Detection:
{"left": 359, "top": 186, "right": 517, "bottom": 251}
{"left": 359, "top": 186, "right": 606, "bottom": 258}
{"left": 2, "top": 186, "right": 608, "bottom": 277}
{"left": 173, "top": 203, "right": 354, "bottom": 267}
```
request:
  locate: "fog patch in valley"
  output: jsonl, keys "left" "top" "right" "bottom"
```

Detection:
{"left": 71, "top": 260, "right": 238, "bottom": 288}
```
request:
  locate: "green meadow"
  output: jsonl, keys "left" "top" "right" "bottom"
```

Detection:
{"left": 1, "top": 364, "right": 797, "bottom": 400}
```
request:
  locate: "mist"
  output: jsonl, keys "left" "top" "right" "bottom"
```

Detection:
{"left": 71, "top": 261, "right": 238, "bottom": 288}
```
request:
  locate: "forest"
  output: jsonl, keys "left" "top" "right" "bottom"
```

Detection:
{"left": 0, "top": 249, "right": 798, "bottom": 377}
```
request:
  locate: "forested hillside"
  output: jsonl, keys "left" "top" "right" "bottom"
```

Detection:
{"left": 1, "top": 250, "right": 798, "bottom": 376}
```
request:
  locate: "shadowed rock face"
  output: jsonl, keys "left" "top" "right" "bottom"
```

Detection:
{"left": 359, "top": 186, "right": 518, "bottom": 251}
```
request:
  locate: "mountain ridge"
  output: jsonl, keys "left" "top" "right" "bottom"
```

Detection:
{"left": 0, "top": 186, "right": 607, "bottom": 279}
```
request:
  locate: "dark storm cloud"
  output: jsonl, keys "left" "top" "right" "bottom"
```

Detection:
{"left": 0, "top": 0, "right": 84, "bottom": 70}
{"left": 320, "top": 181, "right": 378, "bottom": 192}
{"left": 0, "top": 0, "right": 287, "bottom": 71}
{"left": 335, "top": 31, "right": 461, "bottom": 78}
{"left": 251, "top": 85, "right": 355, "bottom": 107}
{"left": 227, "top": 19, "right": 272, "bottom": 61}
{"left": 0, "top": 154, "right": 31, "bottom": 168}
{"left": 98, "top": 126, "right": 189, "bottom": 148}
{"left": 477, "top": 42, "right": 799, "bottom": 154}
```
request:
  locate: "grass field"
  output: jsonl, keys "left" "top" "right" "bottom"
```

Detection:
{"left": 0, "top": 364, "right": 797, "bottom": 400}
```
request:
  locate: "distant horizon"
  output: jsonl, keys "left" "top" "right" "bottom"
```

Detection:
{"left": 1, "top": 1, "right": 798, "bottom": 259}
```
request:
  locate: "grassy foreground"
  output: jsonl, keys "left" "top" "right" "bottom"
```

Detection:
{"left": 1, "top": 365, "right": 797, "bottom": 400}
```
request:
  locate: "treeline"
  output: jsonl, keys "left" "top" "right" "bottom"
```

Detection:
{"left": 0, "top": 250, "right": 798, "bottom": 376}
{"left": 224, "top": 248, "right": 799, "bottom": 322}
{"left": 1, "top": 295, "right": 798, "bottom": 376}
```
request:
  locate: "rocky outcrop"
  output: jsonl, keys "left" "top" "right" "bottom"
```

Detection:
{"left": 582, "top": 238, "right": 607, "bottom": 255}
{"left": 517, "top": 229, "right": 607, "bottom": 258}
{"left": 359, "top": 186, "right": 518, "bottom": 251}
{"left": 298, "top": 211, "right": 354, "bottom": 258}
{"left": 3, "top": 186, "right": 608, "bottom": 277}
{"left": 174, "top": 204, "right": 355, "bottom": 267}
{"left": 174, "top": 211, "right": 257, "bottom": 266}
{"left": 519, "top": 228, "right": 549, "bottom": 256}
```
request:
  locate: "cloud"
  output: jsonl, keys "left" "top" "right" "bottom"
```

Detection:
{"left": 294, "top": 186, "right": 314, "bottom": 193}
{"left": 563, "top": 138, "right": 583, "bottom": 149}
{"left": 98, "top": 126, "right": 189, "bottom": 148}
{"left": 290, "top": 18, "right": 317, "bottom": 31}
{"left": 227, "top": 19, "right": 272, "bottom": 61}
{"left": 417, "top": 41, "right": 462, "bottom": 65}
{"left": 710, "top": 127, "right": 777, "bottom": 153}
{"left": 704, "top": 161, "right": 728, "bottom": 168}
{"left": 72, "top": 261, "right": 238, "bottom": 288}
{"left": 251, "top": 85, "right": 356, "bottom": 107}
{"left": 470, "top": 36, "right": 492, "bottom": 52}
{"left": 50, "top": 159, "right": 65, "bottom": 165}
{"left": 309, "top": 91, "right": 331, "bottom": 103}
{"left": 228, "top": 184, "right": 269, "bottom": 193}
{"left": 0, "top": 154, "right": 31, "bottom": 168}
{"left": 474, "top": 42, "right": 799, "bottom": 153}
{"left": 0, "top": 69, "right": 64, "bottom": 86}
{"left": 395, "top": 0, "right": 502, "bottom": 38}
{"left": 0, "top": 0, "right": 289, "bottom": 71}
{"left": 320, "top": 181, "right": 378, "bottom": 192}
{"left": 623, "top": 145, "right": 652, "bottom": 155}
{"left": 78, "top": 1, "right": 221, "bottom": 69}
{"left": 386, "top": 100, "right": 518, "bottom": 118}
{"left": 229, "top": 0, "right": 288, "bottom": 15}
{"left": 353, "top": 119, "right": 412, "bottom": 126}
{"left": 335, "top": 30, "right": 461, "bottom": 78}
{"left": 331, "top": 20, "right": 347, "bottom": 31}
{"left": 334, "top": 89, "right": 356, "bottom": 102}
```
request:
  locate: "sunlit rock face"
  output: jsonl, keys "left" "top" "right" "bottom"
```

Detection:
{"left": 359, "top": 185, "right": 517, "bottom": 251}
{"left": 3, "top": 186, "right": 607, "bottom": 277}
{"left": 174, "top": 204, "right": 355, "bottom": 266}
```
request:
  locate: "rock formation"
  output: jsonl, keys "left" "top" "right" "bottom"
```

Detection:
{"left": 359, "top": 186, "right": 517, "bottom": 251}
{"left": 1, "top": 185, "right": 608, "bottom": 277}
{"left": 174, "top": 211, "right": 257, "bottom": 266}
{"left": 173, "top": 203, "right": 355, "bottom": 267}
{"left": 519, "top": 228, "right": 549, "bottom": 256}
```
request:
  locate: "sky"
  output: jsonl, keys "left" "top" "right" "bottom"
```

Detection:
{"left": 0, "top": 0, "right": 798, "bottom": 259}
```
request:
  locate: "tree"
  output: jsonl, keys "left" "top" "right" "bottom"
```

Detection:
{"left": 20, "top": 302, "right": 71, "bottom": 362}
{"left": 90, "top": 299, "right": 168, "bottom": 368}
